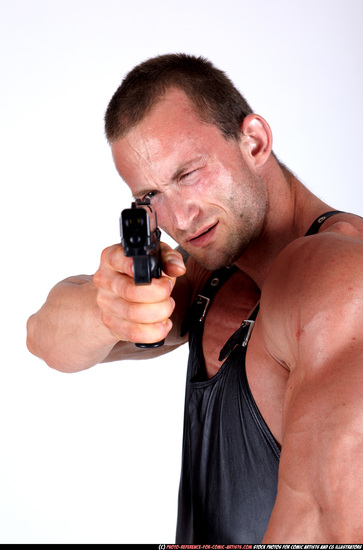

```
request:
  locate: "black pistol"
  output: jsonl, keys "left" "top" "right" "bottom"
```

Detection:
{"left": 120, "top": 198, "right": 164, "bottom": 348}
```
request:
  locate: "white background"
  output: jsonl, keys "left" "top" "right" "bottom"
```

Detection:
{"left": 1, "top": 0, "right": 362, "bottom": 543}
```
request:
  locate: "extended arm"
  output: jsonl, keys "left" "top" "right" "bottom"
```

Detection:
{"left": 261, "top": 227, "right": 363, "bottom": 542}
{"left": 26, "top": 243, "right": 190, "bottom": 372}
{"left": 26, "top": 274, "right": 118, "bottom": 371}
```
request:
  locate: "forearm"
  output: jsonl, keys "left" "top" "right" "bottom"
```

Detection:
{"left": 27, "top": 245, "right": 189, "bottom": 372}
{"left": 26, "top": 275, "right": 119, "bottom": 372}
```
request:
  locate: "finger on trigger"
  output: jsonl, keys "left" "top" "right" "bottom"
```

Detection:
{"left": 107, "top": 244, "right": 134, "bottom": 277}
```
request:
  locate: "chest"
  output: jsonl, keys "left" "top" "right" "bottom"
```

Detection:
{"left": 200, "top": 270, "right": 258, "bottom": 376}
{"left": 199, "top": 271, "right": 288, "bottom": 445}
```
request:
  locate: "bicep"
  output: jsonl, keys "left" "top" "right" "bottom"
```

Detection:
{"left": 267, "top": 350, "right": 363, "bottom": 541}
{"left": 261, "top": 233, "right": 363, "bottom": 541}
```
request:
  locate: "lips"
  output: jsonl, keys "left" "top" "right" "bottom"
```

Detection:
{"left": 187, "top": 222, "right": 218, "bottom": 246}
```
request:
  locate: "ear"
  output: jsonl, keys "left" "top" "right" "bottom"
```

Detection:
{"left": 239, "top": 114, "right": 273, "bottom": 169}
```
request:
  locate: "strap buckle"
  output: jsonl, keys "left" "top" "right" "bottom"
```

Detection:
{"left": 241, "top": 320, "right": 255, "bottom": 347}
{"left": 196, "top": 294, "right": 211, "bottom": 322}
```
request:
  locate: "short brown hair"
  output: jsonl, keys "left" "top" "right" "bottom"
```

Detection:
{"left": 104, "top": 53, "right": 254, "bottom": 143}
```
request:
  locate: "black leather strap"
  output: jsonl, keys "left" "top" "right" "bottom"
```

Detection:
{"left": 181, "top": 210, "right": 346, "bottom": 339}
{"left": 180, "top": 265, "right": 237, "bottom": 336}
{"left": 218, "top": 303, "right": 260, "bottom": 361}
{"left": 219, "top": 210, "right": 346, "bottom": 360}
{"left": 304, "top": 210, "right": 345, "bottom": 236}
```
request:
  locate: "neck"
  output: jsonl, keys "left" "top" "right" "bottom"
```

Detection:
{"left": 234, "top": 165, "right": 332, "bottom": 289}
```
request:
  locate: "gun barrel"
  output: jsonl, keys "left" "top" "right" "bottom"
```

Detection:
{"left": 120, "top": 199, "right": 164, "bottom": 348}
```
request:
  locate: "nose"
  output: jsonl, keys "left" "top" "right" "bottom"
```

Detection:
{"left": 163, "top": 191, "right": 200, "bottom": 231}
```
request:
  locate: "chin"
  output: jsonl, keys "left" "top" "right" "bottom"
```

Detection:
{"left": 191, "top": 250, "right": 240, "bottom": 272}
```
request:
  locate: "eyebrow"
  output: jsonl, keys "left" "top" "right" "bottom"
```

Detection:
{"left": 171, "top": 155, "right": 205, "bottom": 180}
{"left": 133, "top": 155, "right": 206, "bottom": 199}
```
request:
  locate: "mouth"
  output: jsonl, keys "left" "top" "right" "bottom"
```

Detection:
{"left": 187, "top": 222, "right": 218, "bottom": 247}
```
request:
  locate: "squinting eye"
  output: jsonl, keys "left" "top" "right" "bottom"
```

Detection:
{"left": 142, "top": 190, "right": 158, "bottom": 201}
{"left": 181, "top": 169, "right": 198, "bottom": 180}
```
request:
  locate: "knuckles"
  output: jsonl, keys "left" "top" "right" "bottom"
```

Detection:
{"left": 125, "top": 297, "right": 175, "bottom": 323}
{"left": 92, "top": 268, "right": 105, "bottom": 289}
{"left": 93, "top": 244, "right": 175, "bottom": 344}
{"left": 94, "top": 266, "right": 172, "bottom": 303}
{"left": 100, "top": 311, "right": 171, "bottom": 344}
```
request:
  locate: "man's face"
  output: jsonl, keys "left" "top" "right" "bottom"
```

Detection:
{"left": 111, "top": 89, "right": 267, "bottom": 271}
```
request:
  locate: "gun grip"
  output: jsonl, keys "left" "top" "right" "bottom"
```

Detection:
{"left": 135, "top": 339, "right": 165, "bottom": 349}
{"left": 133, "top": 256, "right": 151, "bottom": 284}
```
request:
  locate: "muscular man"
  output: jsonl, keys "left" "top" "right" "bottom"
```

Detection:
{"left": 26, "top": 54, "right": 363, "bottom": 543}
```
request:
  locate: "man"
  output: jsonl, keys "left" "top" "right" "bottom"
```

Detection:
{"left": 26, "top": 54, "right": 363, "bottom": 543}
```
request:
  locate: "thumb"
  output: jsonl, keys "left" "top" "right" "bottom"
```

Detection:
{"left": 161, "top": 243, "right": 187, "bottom": 278}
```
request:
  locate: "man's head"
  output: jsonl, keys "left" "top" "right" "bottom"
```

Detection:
{"left": 104, "top": 53, "right": 254, "bottom": 144}
{"left": 107, "top": 54, "right": 279, "bottom": 271}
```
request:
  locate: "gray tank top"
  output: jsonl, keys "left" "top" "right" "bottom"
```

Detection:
{"left": 176, "top": 211, "right": 344, "bottom": 543}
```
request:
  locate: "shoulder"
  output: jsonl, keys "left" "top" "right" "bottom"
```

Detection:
{"left": 266, "top": 212, "right": 363, "bottom": 296}
{"left": 260, "top": 213, "right": 363, "bottom": 371}
{"left": 260, "top": 213, "right": 363, "bottom": 541}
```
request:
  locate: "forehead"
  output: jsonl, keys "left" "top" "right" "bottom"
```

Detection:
{"left": 111, "top": 89, "right": 227, "bottom": 179}
{"left": 138, "top": 87, "right": 206, "bottom": 133}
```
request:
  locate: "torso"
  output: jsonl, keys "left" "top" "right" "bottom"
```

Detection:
{"left": 176, "top": 262, "right": 282, "bottom": 543}
{"left": 202, "top": 269, "right": 259, "bottom": 376}
{"left": 184, "top": 211, "right": 362, "bottom": 447}
{"left": 192, "top": 266, "right": 287, "bottom": 446}
{"left": 176, "top": 210, "right": 363, "bottom": 542}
